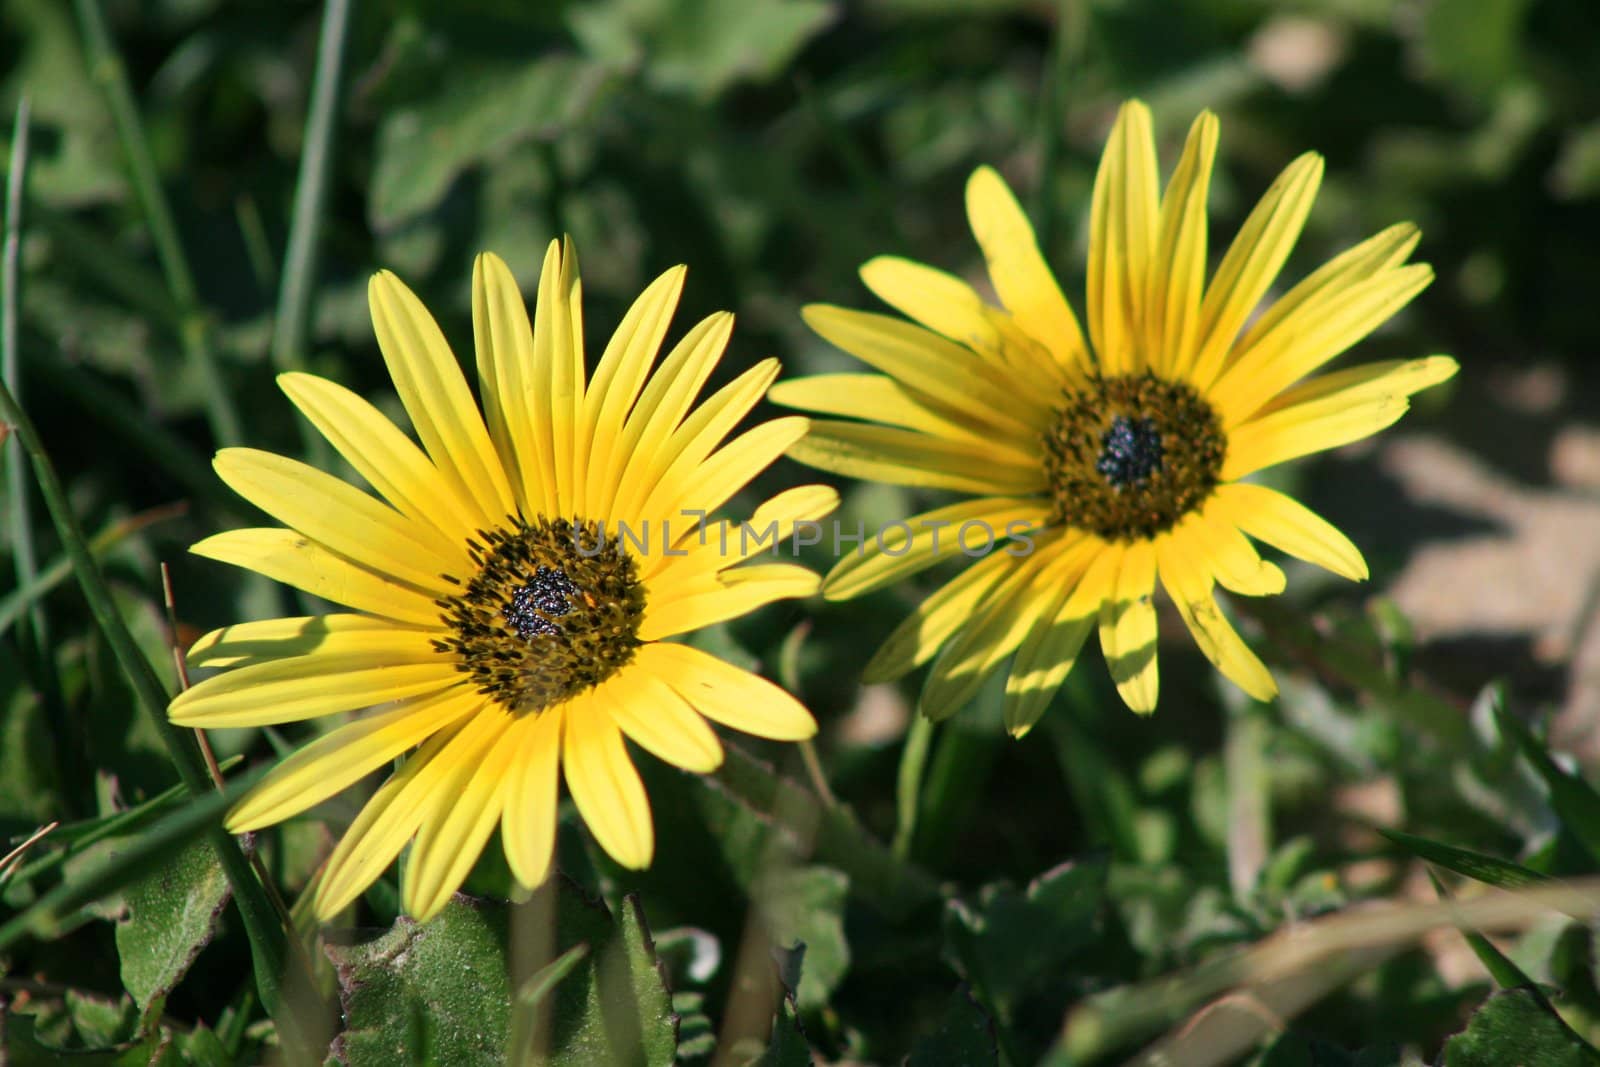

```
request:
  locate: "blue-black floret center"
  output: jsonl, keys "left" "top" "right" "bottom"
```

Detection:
{"left": 502, "top": 565, "right": 578, "bottom": 639}
{"left": 1096, "top": 415, "right": 1164, "bottom": 488}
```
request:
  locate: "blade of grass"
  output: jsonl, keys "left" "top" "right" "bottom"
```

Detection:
{"left": 1379, "top": 828, "right": 1550, "bottom": 892}
{"left": 5, "top": 98, "right": 83, "bottom": 817}
{"left": 892, "top": 714, "right": 934, "bottom": 861}
{"left": 0, "top": 764, "right": 258, "bottom": 948}
{"left": 0, "top": 336, "right": 296, "bottom": 1018}
{"left": 1225, "top": 702, "right": 1270, "bottom": 900}
{"left": 5, "top": 99, "right": 46, "bottom": 676}
{"left": 1426, "top": 869, "right": 1538, "bottom": 992}
{"left": 1031, "top": 0, "right": 1089, "bottom": 254}
{"left": 6, "top": 756, "right": 244, "bottom": 885}
{"left": 0, "top": 502, "right": 187, "bottom": 639}
{"left": 71, "top": 0, "right": 242, "bottom": 447}
{"left": 1493, "top": 692, "right": 1600, "bottom": 868}
{"left": 271, "top": 0, "right": 353, "bottom": 375}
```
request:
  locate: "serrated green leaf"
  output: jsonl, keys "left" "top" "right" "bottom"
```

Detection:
{"left": 114, "top": 835, "right": 232, "bottom": 1023}
{"left": 1380, "top": 828, "right": 1550, "bottom": 890}
{"left": 330, "top": 886, "right": 676, "bottom": 1067}
{"left": 570, "top": 0, "right": 835, "bottom": 100}
{"left": 369, "top": 56, "right": 611, "bottom": 229}
{"left": 943, "top": 859, "right": 1107, "bottom": 1021}
{"left": 328, "top": 894, "right": 515, "bottom": 1066}
{"left": 752, "top": 997, "right": 812, "bottom": 1067}
{"left": 1442, "top": 988, "right": 1600, "bottom": 1066}
{"left": 907, "top": 986, "right": 996, "bottom": 1067}
{"left": 753, "top": 866, "right": 849, "bottom": 1009}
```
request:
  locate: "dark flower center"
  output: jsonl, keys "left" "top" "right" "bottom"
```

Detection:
{"left": 1096, "top": 415, "right": 1165, "bottom": 487}
{"left": 434, "top": 517, "right": 645, "bottom": 713}
{"left": 1041, "top": 373, "right": 1225, "bottom": 541}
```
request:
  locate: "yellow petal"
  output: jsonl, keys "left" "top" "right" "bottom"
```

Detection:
{"left": 787, "top": 421, "right": 1044, "bottom": 496}
{"left": 639, "top": 562, "right": 818, "bottom": 641}
{"left": 403, "top": 708, "right": 518, "bottom": 921}
{"left": 1188, "top": 506, "right": 1285, "bottom": 597}
{"left": 1155, "top": 523, "right": 1277, "bottom": 701}
{"left": 964, "top": 164, "right": 1089, "bottom": 372}
{"left": 312, "top": 713, "right": 494, "bottom": 919}
{"left": 213, "top": 448, "right": 466, "bottom": 591}
{"left": 192, "top": 528, "right": 442, "bottom": 627}
{"left": 637, "top": 641, "right": 817, "bottom": 741}
{"left": 602, "top": 668, "right": 724, "bottom": 773}
{"left": 1255, "top": 354, "right": 1458, "bottom": 416}
{"left": 581, "top": 267, "right": 688, "bottom": 517}
{"left": 921, "top": 539, "right": 1085, "bottom": 722}
{"left": 279, "top": 372, "right": 482, "bottom": 544}
{"left": 187, "top": 613, "right": 433, "bottom": 670}
{"left": 823, "top": 497, "right": 1049, "bottom": 600}
{"left": 862, "top": 548, "right": 1020, "bottom": 683}
{"left": 1003, "top": 593, "right": 1096, "bottom": 738}
{"left": 646, "top": 483, "right": 842, "bottom": 586}
{"left": 472, "top": 250, "right": 553, "bottom": 517}
{"left": 1097, "top": 541, "right": 1159, "bottom": 714}
{"left": 368, "top": 270, "right": 513, "bottom": 522}
{"left": 634, "top": 359, "right": 781, "bottom": 523}
{"left": 767, "top": 374, "right": 1036, "bottom": 462}
{"left": 652, "top": 416, "right": 813, "bottom": 527}
{"left": 227, "top": 686, "right": 480, "bottom": 832}
{"left": 536, "top": 237, "right": 586, "bottom": 515}
{"left": 563, "top": 695, "right": 654, "bottom": 869}
{"left": 1234, "top": 222, "right": 1420, "bottom": 358}
{"left": 1222, "top": 395, "right": 1410, "bottom": 480}
{"left": 610, "top": 313, "right": 732, "bottom": 520}
{"left": 1187, "top": 153, "right": 1324, "bottom": 390}
{"left": 859, "top": 256, "right": 1067, "bottom": 389}
{"left": 801, "top": 305, "right": 1038, "bottom": 439}
{"left": 1209, "top": 264, "right": 1435, "bottom": 426}
{"left": 1088, "top": 100, "right": 1159, "bottom": 376}
{"left": 1147, "top": 111, "right": 1218, "bottom": 377}
{"left": 171, "top": 648, "right": 456, "bottom": 729}
{"left": 1210, "top": 481, "right": 1367, "bottom": 581}
{"left": 501, "top": 705, "right": 563, "bottom": 889}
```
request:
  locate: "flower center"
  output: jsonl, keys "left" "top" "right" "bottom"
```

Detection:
{"left": 434, "top": 517, "right": 645, "bottom": 713}
{"left": 1040, "top": 373, "right": 1225, "bottom": 541}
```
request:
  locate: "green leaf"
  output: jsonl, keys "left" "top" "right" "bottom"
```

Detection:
{"left": 570, "top": 0, "right": 836, "bottom": 100}
{"left": 369, "top": 56, "right": 612, "bottom": 229}
{"left": 752, "top": 997, "right": 812, "bottom": 1067}
{"left": 1442, "top": 989, "right": 1600, "bottom": 1066}
{"left": 753, "top": 866, "right": 850, "bottom": 1010}
{"left": 1495, "top": 705, "right": 1600, "bottom": 869}
{"left": 1256, "top": 1033, "right": 1402, "bottom": 1066}
{"left": 1379, "top": 828, "right": 1550, "bottom": 890}
{"left": 328, "top": 886, "right": 676, "bottom": 1066}
{"left": 115, "top": 835, "right": 233, "bottom": 1023}
{"left": 328, "top": 894, "right": 515, "bottom": 1067}
{"left": 907, "top": 987, "right": 997, "bottom": 1067}
{"left": 943, "top": 859, "right": 1107, "bottom": 1021}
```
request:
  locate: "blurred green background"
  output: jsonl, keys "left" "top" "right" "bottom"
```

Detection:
{"left": 4, "top": 0, "right": 1600, "bottom": 1064}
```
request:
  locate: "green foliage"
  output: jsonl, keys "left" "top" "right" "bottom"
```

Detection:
{"left": 115, "top": 836, "right": 232, "bottom": 1022}
{"left": 1441, "top": 989, "right": 1600, "bottom": 1067}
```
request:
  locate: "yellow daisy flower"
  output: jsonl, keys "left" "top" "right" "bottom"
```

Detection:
{"left": 170, "top": 241, "right": 835, "bottom": 922}
{"left": 770, "top": 100, "right": 1456, "bottom": 729}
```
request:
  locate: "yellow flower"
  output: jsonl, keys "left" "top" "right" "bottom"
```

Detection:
{"left": 771, "top": 100, "right": 1455, "bottom": 728}
{"left": 170, "top": 241, "right": 835, "bottom": 922}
